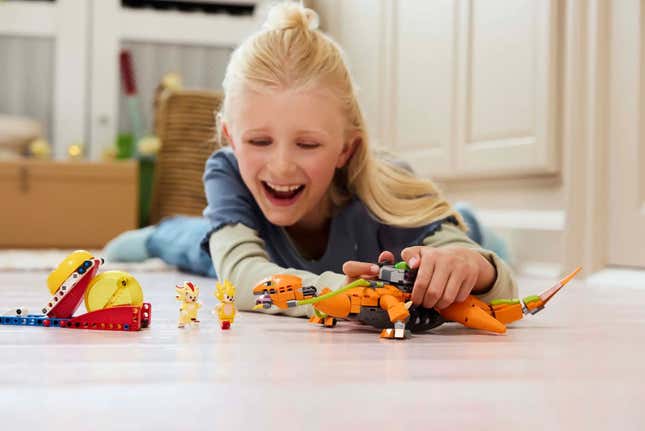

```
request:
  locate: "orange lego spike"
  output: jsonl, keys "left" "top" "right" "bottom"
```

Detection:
{"left": 538, "top": 266, "right": 582, "bottom": 305}
{"left": 522, "top": 266, "right": 582, "bottom": 313}
{"left": 439, "top": 296, "right": 507, "bottom": 334}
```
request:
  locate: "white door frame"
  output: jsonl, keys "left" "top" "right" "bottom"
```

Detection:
{"left": 562, "top": 0, "right": 610, "bottom": 274}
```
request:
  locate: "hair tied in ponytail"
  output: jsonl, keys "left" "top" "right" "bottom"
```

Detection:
{"left": 263, "top": 2, "right": 319, "bottom": 32}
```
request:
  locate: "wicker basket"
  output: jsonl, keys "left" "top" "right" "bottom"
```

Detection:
{"left": 149, "top": 89, "right": 224, "bottom": 224}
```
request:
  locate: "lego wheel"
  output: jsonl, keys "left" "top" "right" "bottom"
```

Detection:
{"left": 46, "top": 250, "right": 94, "bottom": 295}
{"left": 407, "top": 306, "right": 444, "bottom": 333}
{"left": 84, "top": 270, "right": 144, "bottom": 312}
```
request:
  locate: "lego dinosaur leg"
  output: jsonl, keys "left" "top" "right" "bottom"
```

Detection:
{"left": 309, "top": 308, "right": 326, "bottom": 325}
{"left": 379, "top": 295, "right": 410, "bottom": 339}
{"left": 380, "top": 294, "right": 410, "bottom": 323}
{"left": 323, "top": 316, "right": 337, "bottom": 327}
{"left": 380, "top": 321, "right": 407, "bottom": 339}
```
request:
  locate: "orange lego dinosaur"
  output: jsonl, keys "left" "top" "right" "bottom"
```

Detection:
{"left": 253, "top": 260, "right": 581, "bottom": 339}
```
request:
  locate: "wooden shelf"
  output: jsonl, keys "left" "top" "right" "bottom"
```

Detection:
{"left": 120, "top": 7, "right": 258, "bottom": 46}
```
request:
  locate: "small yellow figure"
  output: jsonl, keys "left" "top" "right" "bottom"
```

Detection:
{"left": 175, "top": 281, "right": 201, "bottom": 328}
{"left": 214, "top": 280, "right": 236, "bottom": 330}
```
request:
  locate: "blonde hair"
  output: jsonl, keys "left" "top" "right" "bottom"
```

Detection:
{"left": 219, "top": 1, "right": 465, "bottom": 230}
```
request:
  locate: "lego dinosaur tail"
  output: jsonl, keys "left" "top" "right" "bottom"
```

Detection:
{"left": 439, "top": 296, "right": 507, "bottom": 334}
{"left": 523, "top": 266, "right": 582, "bottom": 313}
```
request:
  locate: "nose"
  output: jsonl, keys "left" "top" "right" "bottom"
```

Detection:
{"left": 269, "top": 143, "right": 297, "bottom": 177}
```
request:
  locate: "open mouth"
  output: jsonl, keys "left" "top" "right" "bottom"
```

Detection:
{"left": 262, "top": 181, "right": 305, "bottom": 204}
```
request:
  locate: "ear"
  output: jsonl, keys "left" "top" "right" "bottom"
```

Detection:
{"left": 336, "top": 133, "right": 361, "bottom": 169}
{"left": 222, "top": 121, "right": 235, "bottom": 151}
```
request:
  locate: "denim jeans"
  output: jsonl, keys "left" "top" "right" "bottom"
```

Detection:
{"left": 147, "top": 216, "right": 218, "bottom": 278}
{"left": 147, "top": 207, "right": 483, "bottom": 279}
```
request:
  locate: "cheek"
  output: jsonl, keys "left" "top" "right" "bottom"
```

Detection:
{"left": 235, "top": 150, "right": 264, "bottom": 183}
{"left": 303, "top": 154, "right": 338, "bottom": 186}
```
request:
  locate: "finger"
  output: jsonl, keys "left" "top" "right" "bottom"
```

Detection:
{"left": 411, "top": 249, "right": 436, "bottom": 305}
{"left": 401, "top": 246, "right": 423, "bottom": 269}
{"left": 377, "top": 250, "right": 395, "bottom": 265}
{"left": 342, "top": 261, "right": 379, "bottom": 279}
{"left": 435, "top": 271, "right": 466, "bottom": 309}
{"left": 424, "top": 264, "right": 450, "bottom": 308}
{"left": 456, "top": 272, "right": 478, "bottom": 303}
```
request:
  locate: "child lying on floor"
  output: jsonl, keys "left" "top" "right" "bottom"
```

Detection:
{"left": 105, "top": 2, "right": 516, "bottom": 317}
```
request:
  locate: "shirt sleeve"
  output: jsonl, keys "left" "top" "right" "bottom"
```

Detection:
{"left": 209, "top": 223, "right": 347, "bottom": 317}
{"left": 421, "top": 223, "right": 518, "bottom": 302}
{"left": 200, "top": 149, "right": 261, "bottom": 254}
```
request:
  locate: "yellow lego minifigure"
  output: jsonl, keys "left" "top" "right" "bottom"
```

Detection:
{"left": 175, "top": 281, "right": 201, "bottom": 328}
{"left": 214, "top": 280, "right": 236, "bottom": 330}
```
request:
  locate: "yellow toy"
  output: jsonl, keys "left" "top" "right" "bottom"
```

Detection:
{"left": 85, "top": 271, "right": 143, "bottom": 312}
{"left": 175, "top": 281, "right": 201, "bottom": 328}
{"left": 214, "top": 280, "right": 236, "bottom": 330}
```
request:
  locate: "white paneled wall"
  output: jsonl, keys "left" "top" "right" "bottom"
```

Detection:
{"left": 118, "top": 42, "right": 232, "bottom": 136}
{"left": 0, "top": 36, "right": 54, "bottom": 142}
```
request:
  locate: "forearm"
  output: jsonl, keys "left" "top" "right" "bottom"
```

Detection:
{"left": 209, "top": 223, "right": 346, "bottom": 316}
{"left": 471, "top": 250, "right": 497, "bottom": 294}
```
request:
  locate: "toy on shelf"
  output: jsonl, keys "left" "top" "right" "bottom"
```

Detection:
{"left": 253, "top": 259, "right": 582, "bottom": 340}
{"left": 175, "top": 281, "right": 201, "bottom": 328}
{"left": 67, "top": 142, "right": 84, "bottom": 160}
{"left": 0, "top": 250, "right": 151, "bottom": 331}
{"left": 213, "top": 280, "right": 237, "bottom": 330}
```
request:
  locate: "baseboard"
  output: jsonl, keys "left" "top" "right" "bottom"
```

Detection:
{"left": 476, "top": 210, "right": 565, "bottom": 276}
{"left": 587, "top": 268, "right": 645, "bottom": 288}
{"left": 477, "top": 209, "right": 566, "bottom": 231}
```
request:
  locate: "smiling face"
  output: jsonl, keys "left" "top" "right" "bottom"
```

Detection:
{"left": 223, "top": 85, "right": 356, "bottom": 230}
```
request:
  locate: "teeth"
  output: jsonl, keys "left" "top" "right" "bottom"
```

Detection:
{"left": 266, "top": 182, "right": 303, "bottom": 192}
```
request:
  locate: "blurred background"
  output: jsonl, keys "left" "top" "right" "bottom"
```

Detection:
{"left": 0, "top": 0, "right": 643, "bottom": 280}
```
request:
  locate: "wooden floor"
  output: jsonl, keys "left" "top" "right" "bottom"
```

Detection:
{"left": 1, "top": 269, "right": 644, "bottom": 430}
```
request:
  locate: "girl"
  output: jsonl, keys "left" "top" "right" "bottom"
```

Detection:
{"left": 105, "top": 2, "right": 516, "bottom": 316}
{"left": 200, "top": 2, "right": 516, "bottom": 316}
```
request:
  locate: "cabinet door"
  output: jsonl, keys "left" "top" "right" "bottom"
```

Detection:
{"left": 456, "top": 0, "right": 559, "bottom": 177}
{"left": 395, "top": 0, "right": 456, "bottom": 177}
{"left": 608, "top": 0, "right": 645, "bottom": 268}
{"left": 396, "top": 0, "right": 560, "bottom": 179}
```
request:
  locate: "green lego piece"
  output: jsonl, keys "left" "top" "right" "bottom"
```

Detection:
{"left": 523, "top": 295, "right": 541, "bottom": 304}
{"left": 490, "top": 298, "right": 520, "bottom": 306}
{"left": 394, "top": 261, "right": 409, "bottom": 270}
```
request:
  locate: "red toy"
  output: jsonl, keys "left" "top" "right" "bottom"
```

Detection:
{"left": 0, "top": 250, "right": 151, "bottom": 331}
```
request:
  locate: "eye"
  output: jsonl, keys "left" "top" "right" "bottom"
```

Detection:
{"left": 248, "top": 139, "right": 271, "bottom": 146}
{"left": 297, "top": 142, "right": 320, "bottom": 149}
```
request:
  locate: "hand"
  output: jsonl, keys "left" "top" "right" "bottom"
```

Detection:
{"left": 402, "top": 246, "right": 496, "bottom": 309}
{"left": 342, "top": 251, "right": 394, "bottom": 285}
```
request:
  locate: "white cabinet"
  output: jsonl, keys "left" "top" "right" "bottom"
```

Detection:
{"left": 316, "top": 0, "right": 561, "bottom": 179}
{"left": 89, "top": 1, "right": 260, "bottom": 159}
{"left": 0, "top": 0, "right": 261, "bottom": 159}
{"left": 0, "top": 0, "right": 88, "bottom": 158}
